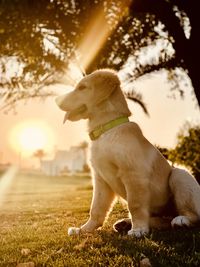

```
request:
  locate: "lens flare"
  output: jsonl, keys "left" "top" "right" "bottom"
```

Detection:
{"left": 0, "top": 165, "right": 18, "bottom": 207}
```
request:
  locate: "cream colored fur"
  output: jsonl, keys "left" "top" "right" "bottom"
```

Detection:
{"left": 56, "top": 69, "right": 200, "bottom": 238}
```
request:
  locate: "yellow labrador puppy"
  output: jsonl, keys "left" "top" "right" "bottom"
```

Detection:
{"left": 56, "top": 69, "right": 200, "bottom": 237}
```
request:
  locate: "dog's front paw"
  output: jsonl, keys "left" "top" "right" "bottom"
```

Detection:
{"left": 171, "top": 216, "right": 191, "bottom": 228}
{"left": 68, "top": 227, "right": 81, "bottom": 236}
{"left": 128, "top": 227, "right": 149, "bottom": 238}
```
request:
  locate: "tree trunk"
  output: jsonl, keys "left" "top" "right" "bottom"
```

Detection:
{"left": 183, "top": 1, "right": 200, "bottom": 106}
{"left": 130, "top": 0, "right": 200, "bottom": 105}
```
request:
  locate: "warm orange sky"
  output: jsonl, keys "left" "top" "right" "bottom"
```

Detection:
{"left": 0, "top": 72, "right": 199, "bottom": 168}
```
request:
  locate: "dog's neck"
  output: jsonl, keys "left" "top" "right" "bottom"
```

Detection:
{"left": 88, "top": 89, "right": 131, "bottom": 132}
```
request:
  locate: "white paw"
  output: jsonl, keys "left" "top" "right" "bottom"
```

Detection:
{"left": 128, "top": 227, "right": 149, "bottom": 238}
{"left": 68, "top": 227, "right": 81, "bottom": 236}
{"left": 171, "top": 216, "right": 191, "bottom": 228}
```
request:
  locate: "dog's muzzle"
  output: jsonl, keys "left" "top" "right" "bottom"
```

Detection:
{"left": 63, "top": 104, "right": 87, "bottom": 123}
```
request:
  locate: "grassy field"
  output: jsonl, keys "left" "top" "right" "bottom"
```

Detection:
{"left": 0, "top": 172, "right": 200, "bottom": 267}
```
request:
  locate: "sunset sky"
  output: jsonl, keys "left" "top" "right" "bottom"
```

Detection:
{"left": 1, "top": 1, "right": 199, "bottom": 169}
{"left": 0, "top": 71, "right": 199, "bottom": 168}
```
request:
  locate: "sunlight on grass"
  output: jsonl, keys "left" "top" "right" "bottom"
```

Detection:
{"left": 0, "top": 172, "right": 92, "bottom": 213}
{"left": 0, "top": 173, "right": 200, "bottom": 266}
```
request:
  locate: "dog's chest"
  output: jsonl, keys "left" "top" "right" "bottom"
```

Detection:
{"left": 91, "top": 142, "right": 116, "bottom": 177}
{"left": 90, "top": 138, "right": 126, "bottom": 198}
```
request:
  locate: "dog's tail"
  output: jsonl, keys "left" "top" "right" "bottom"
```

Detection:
{"left": 169, "top": 167, "right": 200, "bottom": 221}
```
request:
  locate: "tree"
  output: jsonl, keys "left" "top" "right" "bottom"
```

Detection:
{"left": 0, "top": 0, "right": 199, "bottom": 111}
{"left": 156, "top": 146, "right": 170, "bottom": 160}
{"left": 87, "top": 0, "right": 200, "bottom": 105}
{"left": 168, "top": 125, "right": 200, "bottom": 183}
{"left": 33, "top": 149, "right": 46, "bottom": 168}
{"left": 128, "top": 0, "right": 200, "bottom": 105}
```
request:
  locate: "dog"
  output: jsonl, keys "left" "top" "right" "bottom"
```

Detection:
{"left": 56, "top": 69, "right": 200, "bottom": 237}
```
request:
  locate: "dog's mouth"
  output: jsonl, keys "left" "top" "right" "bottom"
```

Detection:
{"left": 63, "top": 104, "right": 87, "bottom": 123}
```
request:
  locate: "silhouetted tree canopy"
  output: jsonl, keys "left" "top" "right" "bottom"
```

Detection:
{"left": 157, "top": 124, "right": 200, "bottom": 183}
{"left": 168, "top": 125, "right": 200, "bottom": 183}
{"left": 0, "top": 0, "right": 199, "bottom": 111}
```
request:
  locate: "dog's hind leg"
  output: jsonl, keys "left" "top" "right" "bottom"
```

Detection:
{"left": 113, "top": 217, "right": 172, "bottom": 234}
{"left": 169, "top": 168, "right": 200, "bottom": 228}
{"left": 68, "top": 173, "right": 115, "bottom": 236}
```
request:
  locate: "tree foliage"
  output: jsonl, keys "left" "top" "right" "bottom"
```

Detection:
{"left": 33, "top": 149, "right": 46, "bottom": 167}
{"left": 0, "top": 0, "right": 199, "bottom": 111}
{"left": 168, "top": 125, "right": 200, "bottom": 182}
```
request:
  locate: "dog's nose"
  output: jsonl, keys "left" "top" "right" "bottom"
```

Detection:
{"left": 55, "top": 95, "right": 66, "bottom": 109}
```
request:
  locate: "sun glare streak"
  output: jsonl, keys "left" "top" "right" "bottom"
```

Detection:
{"left": 77, "top": 1, "right": 131, "bottom": 71}
{"left": 0, "top": 165, "right": 18, "bottom": 207}
{"left": 78, "top": 9, "right": 111, "bottom": 70}
{"left": 59, "top": 1, "right": 132, "bottom": 86}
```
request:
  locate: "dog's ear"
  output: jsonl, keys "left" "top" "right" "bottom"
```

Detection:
{"left": 92, "top": 71, "right": 120, "bottom": 105}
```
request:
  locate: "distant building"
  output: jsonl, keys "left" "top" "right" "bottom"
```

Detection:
{"left": 41, "top": 146, "right": 87, "bottom": 176}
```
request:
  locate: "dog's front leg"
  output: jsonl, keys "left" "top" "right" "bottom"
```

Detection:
{"left": 68, "top": 174, "right": 115, "bottom": 236}
{"left": 125, "top": 175, "right": 150, "bottom": 238}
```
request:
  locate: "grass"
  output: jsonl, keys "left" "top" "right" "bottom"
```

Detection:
{"left": 0, "top": 172, "right": 200, "bottom": 267}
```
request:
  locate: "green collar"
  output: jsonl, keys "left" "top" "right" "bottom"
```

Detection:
{"left": 89, "top": 116, "right": 129, "bottom": 141}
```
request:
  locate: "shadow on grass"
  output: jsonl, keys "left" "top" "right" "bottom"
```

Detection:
{"left": 81, "top": 227, "right": 200, "bottom": 267}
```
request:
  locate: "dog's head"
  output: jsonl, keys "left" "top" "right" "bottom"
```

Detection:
{"left": 55, "top": 69, "right": 120, "bottom": 122}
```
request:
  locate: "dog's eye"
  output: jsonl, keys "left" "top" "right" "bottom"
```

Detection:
{"left": 77, "top": 85, "right": 87, "bottom": 91}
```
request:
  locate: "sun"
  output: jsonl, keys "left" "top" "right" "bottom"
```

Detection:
{"left": 9, "top": 120, "right": 55, "bottom": 155}
{"left": 18, "top": 126, "right": 46, "bottom": 151}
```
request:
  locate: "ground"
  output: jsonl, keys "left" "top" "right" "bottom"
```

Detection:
{"left": 0, "top": 172, "right": 200, "bottom": 267}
